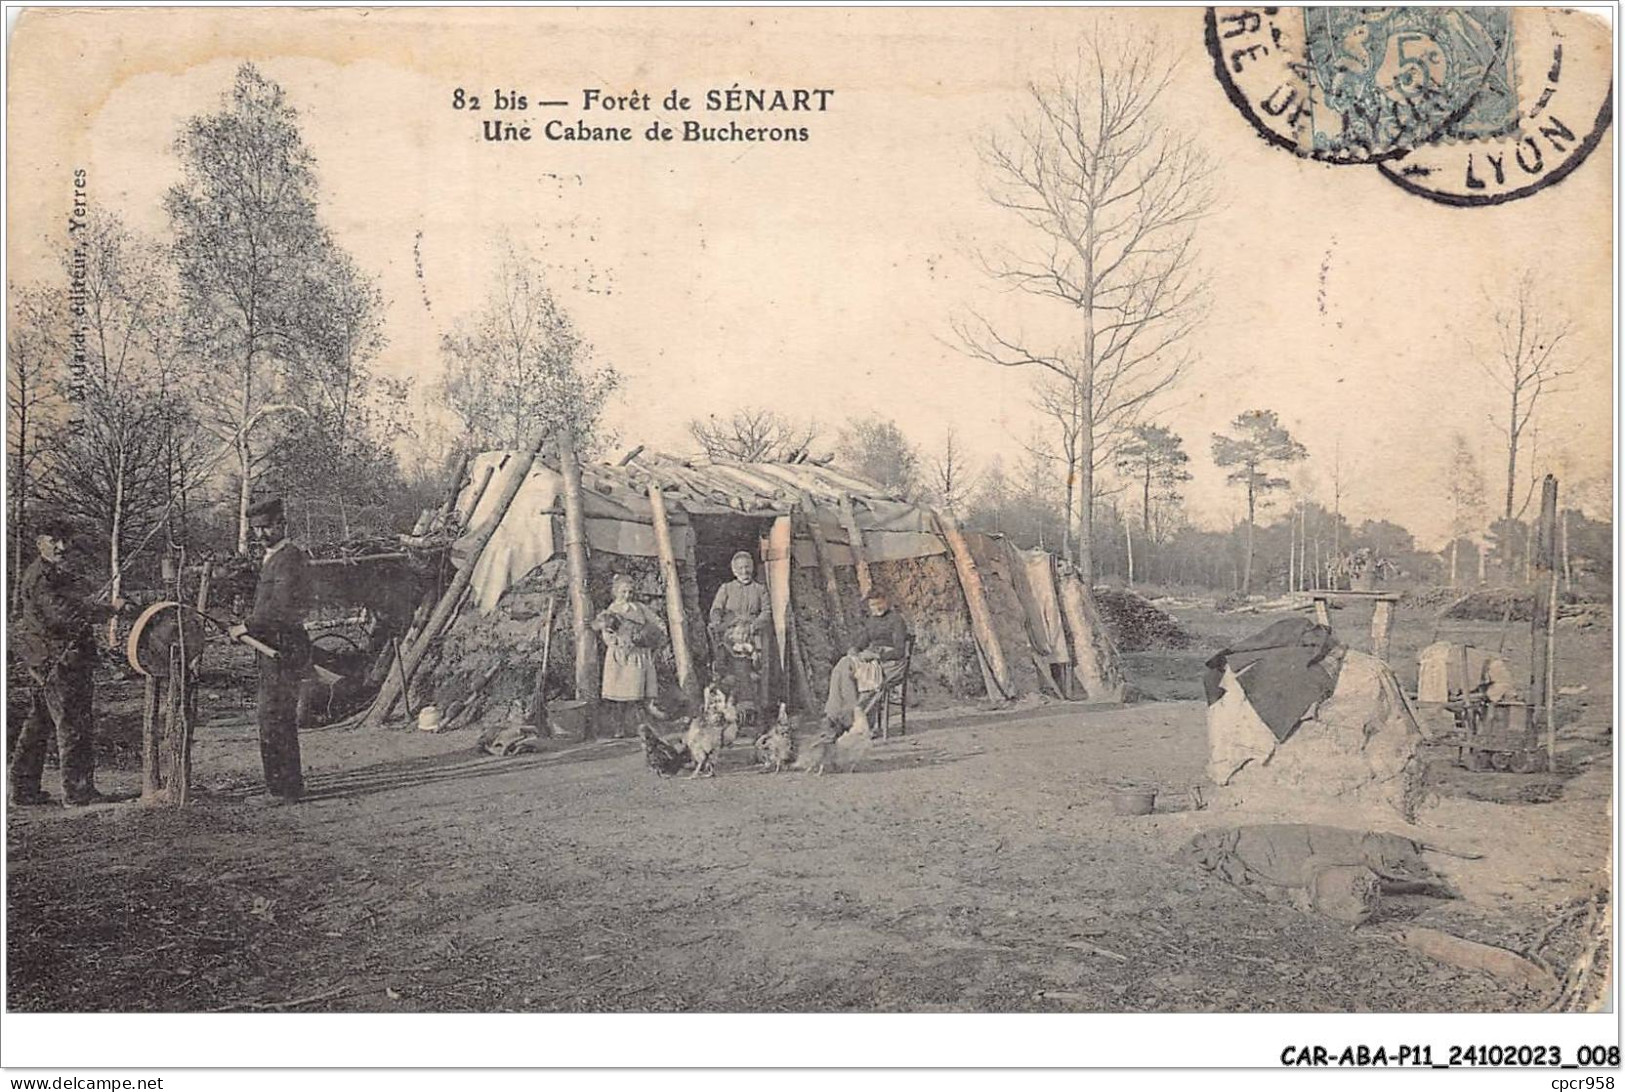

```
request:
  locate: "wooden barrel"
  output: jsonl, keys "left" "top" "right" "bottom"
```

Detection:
{"left": 125, "top": 601, "right": 207, "bottom": 678}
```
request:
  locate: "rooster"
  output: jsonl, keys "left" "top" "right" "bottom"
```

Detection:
{"left": 637, "top": 723, "right": 692, "bottom": 778}
{"left": 755, "top": 703, "right": 796, "bottom": 774}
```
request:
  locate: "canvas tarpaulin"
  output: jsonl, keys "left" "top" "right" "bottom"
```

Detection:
{"left": 1183, "top": 824, "right": 1454, "bottom": 924}
{"left": 453, "top": 452, "right": 694, "bottom": 612}
{"left": 1203, "top": 617, "right": 1339, "bottom": 741}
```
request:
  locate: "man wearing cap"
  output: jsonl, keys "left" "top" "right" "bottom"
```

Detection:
{"left": 9, "top": 520, "right": 127, "bottom": 806}
{"left": 823, "top": 589, "right": 909, "bottom": 740}
{"left": 229, "top": 497, "right": 313, "bottom": 804}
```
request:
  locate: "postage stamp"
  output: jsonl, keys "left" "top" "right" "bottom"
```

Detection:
{"left": 1207, "top": 5, "right": 1612, "bottom": 204}
{"left": 1301, "top": 7, "right": 1518, "bottom": 160}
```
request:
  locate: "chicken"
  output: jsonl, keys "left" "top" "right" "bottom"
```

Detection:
{"left": 755, "top": 703, "right": 796, "bottom": 773}
{"left": 637, "top": 722, "right": 692, "bottom": 777}
{"left": 683, "top": 715, "right": 722, "bottom": 778}
{"left": 797, "top": 726, "right": 840, "bottom": 775}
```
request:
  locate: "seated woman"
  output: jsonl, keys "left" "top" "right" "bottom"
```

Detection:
{"left": 593, "top": 574, "right": 665, "bottom": 738}
{"left": 824, "top": 589, "right": 909, "bottom": 739}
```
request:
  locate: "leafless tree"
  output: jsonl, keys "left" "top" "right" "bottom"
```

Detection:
{"left": 1445, "top": 432, "right": 1487, "bottom": 587}
{"left": 6, "top": 285, "right": 64, "bottom": 613}
{"left": 927, "top": 426, "right": 981, "bottom": 513}
{"left": 438, "top": 241, "right": 620, "bottom": 458}
{"left": 687, "top": 406, "right": 818, "bottom": 462}
{"left": 955, "top": 35, "right": 1213, "bottom": 582}
{"left": 1477, "top": 273, "right": 1572, "bottom": 521}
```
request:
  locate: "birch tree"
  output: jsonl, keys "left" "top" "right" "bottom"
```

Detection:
{"left": 1478, "top": 273, "right": 1571, "bottom": 521}
{"left": 166, "top": 63, "right": 331, "bottom": 554}
{"left": 956, "top": 36, "right": 1213, "bottom": 582}
{"left": 6, "top": 286, "right": 64, "bottom": 612}
{"left": 437, "top": 242, "right": 620, "bottom": 457}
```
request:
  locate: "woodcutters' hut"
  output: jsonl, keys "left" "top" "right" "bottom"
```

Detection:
{"left": 381, "top": 450, "right": 1125, "bottom": 733}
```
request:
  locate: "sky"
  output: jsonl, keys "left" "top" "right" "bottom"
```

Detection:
{"left": 7, "top": 7, "right": 1615, "bottom": 548}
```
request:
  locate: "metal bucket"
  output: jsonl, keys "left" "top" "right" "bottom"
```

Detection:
{"left": 1111, "top": 788, "right": 1157, "bottom": 816}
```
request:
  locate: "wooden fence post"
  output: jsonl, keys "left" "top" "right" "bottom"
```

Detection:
{"left": 648, "top": 483, "right": 701, "bottom": 709}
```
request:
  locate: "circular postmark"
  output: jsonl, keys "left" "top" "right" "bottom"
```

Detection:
{"left": 1376, "top": 7, "right": 1614, "bottom": 206}
{"left": 1206, "top": 7, "right": 1518, "bottom": 165}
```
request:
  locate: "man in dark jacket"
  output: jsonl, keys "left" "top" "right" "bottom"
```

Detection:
{"left": 229, "top": 497, "right": 312, "bottom": 804}
{"left": 8, "top": 520, "right": 126, "bottom": 806}
{"left": 823, "top": 589, "right": 909, "bottom": 739}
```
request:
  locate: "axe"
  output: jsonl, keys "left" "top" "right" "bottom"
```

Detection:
{"left": 199, "top": 610, "right": 345, "bottom": 687}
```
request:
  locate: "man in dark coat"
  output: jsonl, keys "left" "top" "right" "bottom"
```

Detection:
{"left": 823, "top": 589, "right": 909, "bottom": 739}
{"left": 8, "top": 520, "right": 126, "bottom": 806}
{"left": 230, "top": 497, "right": 312, "bottom": 804}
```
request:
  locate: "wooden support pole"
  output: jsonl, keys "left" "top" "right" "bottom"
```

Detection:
{"left": 836, "top": 494, "right": 873, "bottom": 598}
{"left": 648, "top": 484, "right": 701, "bottom": 708}
{"left": 391, "top": 637, "right": 415, "bottom": 720}
{"left": 140, "top": 675, "right": 162, "bottom": 802}
{"left": 531, "top": 594, "right": 559, "bottom": 733}
{"left": 1057, "top": 570, "right": 1127, "bottom": 704}
{"left": 558, "top": 422, "right": 601, "bottom": 726}
{"left": 1532, "top": 474, "right": 1560, "bottom": 763}
{"left": 798, "top": 496, "right": 849, "bottom": 651}
{"left": 785, "top": 603, "right": 817, "bottom": 713}
{"left": 1531, "top": 475, "right": 1559, "bottom": 726}
{"left": 1370, "top": 597, "right": 1396, "bottom": 663}
{"left": 932, "top": 509, "right": 1012, "bottom": 700}
{"left": 1313, "top": 596, "right": 1331, "bottom": 628}
{"left": 362, "top": 437, "right": 549, "bottom": 728}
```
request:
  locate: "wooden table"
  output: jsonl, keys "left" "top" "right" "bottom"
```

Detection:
{"left": 1309, "top": 590, "right": 1401, "bottom": 662}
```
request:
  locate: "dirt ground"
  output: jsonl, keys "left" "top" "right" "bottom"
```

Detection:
{"left": 5, "top": 599, "right": 1613, "bottom": 1013}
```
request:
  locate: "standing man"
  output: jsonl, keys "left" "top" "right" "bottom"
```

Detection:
{"left": 9, "top": 520, "right": 126, "bottom": 806}
{"left": 229, "top": 497, "right": 312, "bottom": 805}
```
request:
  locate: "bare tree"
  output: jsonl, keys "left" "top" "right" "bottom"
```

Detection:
{"left": 955, "top": 35, "right": 1213, "bottom": 582}
{"left": 37, "top": 214, "right": 189, "bottom": 598}
{"left": 6, "top": 285, "right": 64, "bottom": 613}
{"left": 438, "top": 242, "right": 620, "bottom": 459}
{"left": 687, "top": 406, "right": 818, "bottom": 462}
{"left": 1477, "top": 273, "right": 1572, "bottom": 521}
{"left": 1445, "top": 432, "right": 1487, "bottom": 587}
{"left": 836, "top": 415, "right": 920, "bottom": 499}
{"left": 928, "top": 426, "right": 981, "bottom": 513}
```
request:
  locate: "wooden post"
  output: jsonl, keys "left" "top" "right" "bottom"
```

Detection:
{"left": 531, "top": 594, "right": 559, "bottom": 733}
{"left": 679, "top": 529, "right": 707, "bottom": 677}
{"left": 798, "top": 495, "right": 849, "bottom": 651}
{"left": 648, "top": 484, "right": 701, "bottom": 708}
{"left": 390, "top": 637, "right": 415, "bottom": 720}
{"left": 1313, "top": 596, "right": 1331, "bottom": 628}
{"left": 195, "top": 561, "right": 212, "bottom": 614}
{"left": 1370, "top": 596, "right": 1396, "bottom": 663}
{"left": 558, "top": 422, "right": 600, "bottom": 729}
{"left": 1057, "top": 570, "right": 1126, "bottom": 703}
{"left": 836, "top": 494, "right": 873, "bottom": 597}
{"left": 362, "top": 437, "right": 549, "bottom": 728}
{"left": 785, "top": 603, "right": 817, "bottom": 712}
{"left": 140, "top": 675, "right": 162, "bottom": 802}
{"left": 1531, "top": 475, "right": 1558, "bottom": 725}
{"left": 932, "top": 509, "right": 1012, "bottom": 700}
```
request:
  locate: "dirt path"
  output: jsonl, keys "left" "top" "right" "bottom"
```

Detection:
{"left": 8, "top": 699, "right": 1593, "bottom": 1013}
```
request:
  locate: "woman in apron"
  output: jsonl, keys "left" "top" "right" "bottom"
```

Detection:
{"left": 593, "top": 574, "right": 665, "bottom": 737}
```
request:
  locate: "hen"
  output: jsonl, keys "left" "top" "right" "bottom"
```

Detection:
{"left": 637, "top": 722, "right": 692, "bottom": 777}
{"left": 683, "top": 715, "right": 722, "bottom": 778}
{"left": 755, "top": 703, "right": 796, "bottom": 774}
